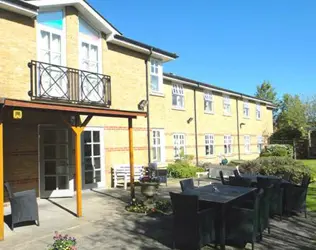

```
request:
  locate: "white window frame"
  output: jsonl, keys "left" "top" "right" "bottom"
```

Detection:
{"left": 152, "top": 129, "right": 165, "bottom": 163}
{"left": 223, "top": 95, "right": 231, "bottom": 115}
{"left": 173, "top": 133, "right": 185, "bottom": 159}
{"left": 78, "top": 17, "right": 102, "bottom": 74}
{"left": 150, "top": 59, "right": 163, "bottom": 94}
{"left": 244, "top": 135, "right": 251, "bottom": 154}
{"left": 172, "top": 84, "right": 185, "bottom": 109}
{"left": 243, "top": 100, "right": 250, "bottom": 118}
{"left": 204, "top": 91, "right": 214, "bottom": 114}
{"left": 257, "top": 136, "right": 264, "bottom": 153}
{"left": 205, "top": 134, "right": 215, "bottom": 156}
{"left": 37, "top": 9, "right": 66, "bottom": 66}
{"left": 224, "top": 135, "right": 233, "bottom": 155}
{"left": 256, "top": 103, "right": 261, "bottom": 120}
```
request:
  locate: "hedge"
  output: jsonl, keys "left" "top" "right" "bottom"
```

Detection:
{"left": 167, "top": 160, "right": 204, "bottom": 178}
{"left": 260, "top": 144, "right": 293, "bottom": 158}
{"left": 238, "top": 156, "right": 310, "bottom": 184}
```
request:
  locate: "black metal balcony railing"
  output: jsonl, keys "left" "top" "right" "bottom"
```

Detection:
{"left": 28, "top": 60, "right": 111, "bottom": 107}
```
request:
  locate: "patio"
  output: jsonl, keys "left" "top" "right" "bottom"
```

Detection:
{"left": 0, "top": 181, "right": 315, "bottom": 250}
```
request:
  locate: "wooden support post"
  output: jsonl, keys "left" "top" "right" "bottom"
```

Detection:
{"left": 128, "top": 118, "right": 135, "bottom": 199}
{"left": 0, "top": 121, "right": 3, "bottom": 240}
{"left": 71, "top": 126, "right": 84, "bottom": 217}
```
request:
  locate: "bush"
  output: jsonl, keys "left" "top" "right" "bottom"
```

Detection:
{"left": 239, "top": 156, "right": 310, "bottom": 184}
{"left": 227, "top": 159, "right": 247, "bottom": 166}
{"left": 167, "top": 160, "right": 204, "bottom": 178}
{"left": 260, "top": 144, "right": 293, "bottom": 158}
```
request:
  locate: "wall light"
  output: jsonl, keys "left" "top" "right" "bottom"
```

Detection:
{"left": 240, "top": 122, "right": 246, "bottom": 128}
{"left": 187, "top": 117, "right": 194, "bottom": 124}
{"left": 138, "top": 100, "right": 148, "bottom": 110}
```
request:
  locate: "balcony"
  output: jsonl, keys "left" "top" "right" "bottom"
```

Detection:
{"left": 28, "top": 61, "right": 111, "bottom": 107}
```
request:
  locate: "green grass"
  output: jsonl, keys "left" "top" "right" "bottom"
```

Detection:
{"left": 298, "top": 160, "right": 316, "bottom": 211}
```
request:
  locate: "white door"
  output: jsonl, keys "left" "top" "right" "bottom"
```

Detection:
{"left": 80, "top": 41, "right": 103, "bottom": 102}
{"left": 39, "top": 29, "right": 67, "bottom": 98}
{"left": 82, "top": 128, "right": 105, "bottom": 189}
{"left": 39, "top": 126, "right": 74, "bottom": 198}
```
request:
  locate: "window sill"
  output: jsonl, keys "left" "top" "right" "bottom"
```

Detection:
{"left": 150, "top": 92, "right": 165, "bottom": 97}
{"left": 256, "top": 118, "right": 261, "bottom": 121}
{"left": 243, "top": 116, "right": 250, "bottom": 119}
{"left": 223, "top": 113, "right": 232, "bottom": 117}
{"left": 205, "top": 155, "right": 216, "bottom": 159}
{"left": 172, "top": 107, "right": 185, "bottom": 111}
{"left": 204, "top": 111, "right": 214, "bottom": 115}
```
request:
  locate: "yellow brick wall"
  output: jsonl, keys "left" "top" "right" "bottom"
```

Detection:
{"left": 0, "top": 10, "right": 36, "bottom": 100}
{"left": 65, "top": 7, "right": 79, "bottom": 68}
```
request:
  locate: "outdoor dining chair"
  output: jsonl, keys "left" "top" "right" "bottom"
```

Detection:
{"left": 219, "top": 170, "right": 229, "bottom": 185}
{"left": 4, "top": 182, "right": 40, "bottom": 230}
{"left": 169, "top": 192, "right": 216, "bottom": 250}
{"left": 282, "top": 172, "right": 292, "bottom": 182}
{"left": 228, "top": 176, "right": 252, "bottom": 187}
{"left": 267, "top": 178, "right": 284, "bottom": 220}
{"left": 233, "top": 169, "right": 241, "bottom": 178}
{"left": 284, "top": 175, "right": 311, "bottom": 218}
{"left": 180, "top": 178, "right": 196, "bottom": 192}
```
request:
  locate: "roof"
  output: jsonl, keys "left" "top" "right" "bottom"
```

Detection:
{"left": 163, "top": 73, "right": 276, "bottom": 107}
{"left": 0, "top": 0, "right": 38, "bottom": 17}
{"left": 113, "top": 35, "right": 178, "bottom": 60}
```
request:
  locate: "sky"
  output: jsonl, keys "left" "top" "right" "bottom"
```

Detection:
{"left": 88, "top": 0, "right": 316, "bottom": 98}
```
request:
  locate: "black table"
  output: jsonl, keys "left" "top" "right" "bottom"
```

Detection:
{"left": 182, "top": 183, "right": 257, "bottom": 250}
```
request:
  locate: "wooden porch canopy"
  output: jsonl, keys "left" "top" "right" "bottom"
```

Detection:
{"left": 0, "top": 98, "right": 146, "bottom": 240}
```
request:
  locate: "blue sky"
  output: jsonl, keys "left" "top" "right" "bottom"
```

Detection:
{"left": 89, "top": 0, "right": 316, "bottom": 98}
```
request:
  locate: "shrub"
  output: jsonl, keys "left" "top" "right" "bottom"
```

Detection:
{"left": 167, "top": 160, "right": 204, "bottom": 178}
{"left": 227, "top": 159, "right": 247, "bottom": 166}
{"left": 49, "top": 232, "right": 77, "bottom": 250}
{"left": 260, "top": 144, "right": 293, "bottom": 158}
{"left": 239, "top": 156, "right": 310, "bottom": 184}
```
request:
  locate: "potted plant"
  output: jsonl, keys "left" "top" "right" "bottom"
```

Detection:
{"left": 139, "top": 171, "right": 160, "bottom": 204}
{"left": 48, "top": 231, "right": 77, "bottom": 250}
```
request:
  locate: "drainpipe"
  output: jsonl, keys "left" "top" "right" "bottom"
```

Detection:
{"left": 236, "top": 98, "right": 241, "bottom": 160}
{"left": 145, "top": 48, "right": 153, "bottom": 165}
{"left": 194, "top": 87, "right": 199, "bottom": 166}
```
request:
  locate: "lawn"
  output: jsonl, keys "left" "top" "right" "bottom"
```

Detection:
{"left": 298, "top": 159, "right": 316, "bottom": 212}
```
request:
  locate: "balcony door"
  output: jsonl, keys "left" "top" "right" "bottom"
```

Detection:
{"left": 79, "top": 18, "right": 103, "bottom": 103}
{"left": 37, "top": 10, "right": 67, "bottom": 99}
{"left": 39, "top": 126, "right": 74, "bottom": 198}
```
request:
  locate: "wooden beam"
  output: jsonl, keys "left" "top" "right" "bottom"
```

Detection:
{"left": 81, "top": 115, "right": 93, "bottom": 128}
{"left": 3, "top": 99, "right": 146, "bottom": 118}
{"left": 0, "top": 120, "right": 3, "bottom": 240}
{"left": 128, "top": 118, "right": 135, "bottom": 199}
{"left": 71, "top": 126, "right": 84, "bottom": 217}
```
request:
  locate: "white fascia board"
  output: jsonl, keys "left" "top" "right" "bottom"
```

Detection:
{"left": 240, "top": 95, "right": 274, "bottom": 106}
{"left": 27, "top": 0, "right": 120, "bottom": 35}
{"left": 163, "top": 76, "right": 197, "bottom": 87}
{"left": 0, "top": 1, "right": 38, "bottom": 17}
{"left": 109, "top": 38, "right": 175, "bottom": 62}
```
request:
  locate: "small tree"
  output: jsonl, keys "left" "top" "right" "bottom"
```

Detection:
{"left": 255, "top": 81, "right": 278, "bottom": 103}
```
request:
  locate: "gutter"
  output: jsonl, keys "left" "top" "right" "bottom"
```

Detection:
{"left": 193, "top": 86, "right": 199, "bottom": 166}
{"left": 146, "top": 48, "right": 153, "bottom": 164}
{"left": 236, "top": 98, "right": 241, "bottom": 160}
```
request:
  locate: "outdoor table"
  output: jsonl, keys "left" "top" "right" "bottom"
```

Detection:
{"left": 182, "top": 183, "right": 257, "bottom": 250}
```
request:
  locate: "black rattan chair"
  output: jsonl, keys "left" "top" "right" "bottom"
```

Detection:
{"left": 228, "top": 176, "right": 252, "bottom": 187}
{"left": 225, "top": 189, "right": 264, "bottom": 250}
{"left": 282, "top": 172, "right": 292, "bottom": 182}
{"left": 268, "top": 178, "right": 283, "bottom": 220}
{"left": 4, "top": 182, "right": 39, "bottom": 230}
{"left": 233, "top": 169, "right": 241, "bottom": 178}
{"left": 180, "top": 178, "right": 195, "bottom": 192}
{"left": 169, "top": 192, "right": 216, "bottom": 249}
{"left": 284, "top": 175, "right": 310, "bottom": 218}
{"left": 219, "top": 171, "right": 228, "bottom": 185}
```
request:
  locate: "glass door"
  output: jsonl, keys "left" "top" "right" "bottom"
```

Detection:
{"left": 82, "top": 128, "right": 105, "bottom": 189}
{"left": 39, "top": 126, "right": 74, "bottom": 197}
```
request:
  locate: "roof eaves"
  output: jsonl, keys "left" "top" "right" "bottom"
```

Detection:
{"left": 113, "top": 35, "right": 178, "bottom": 59}
{"left": 7, "top": 0, "right": 38, "bottom": 11}
{"left": 163, "top": 73, "right": 275, "bottom": 106}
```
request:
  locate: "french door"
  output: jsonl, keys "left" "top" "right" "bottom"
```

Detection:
{"left": 82, "top": 128, "right": 105, "bottom": 189}
{"left": 80, "top": 41, "right": 103, "bottom": 102}
{"left": 39, "top": 28, "right": 67, "bottom": 98}
{"left": 39, "top": 126, "right": 74, "bottom": 198}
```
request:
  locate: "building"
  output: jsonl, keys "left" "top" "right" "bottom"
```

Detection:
{"left": 0, "top": 0, "right": 274, "bottom": 240}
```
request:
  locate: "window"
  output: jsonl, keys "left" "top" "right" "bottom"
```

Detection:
{"left": 244, "top": 135, "right": 251, "bottom": 153}
{"left": 224, "top": 135, "right": 232, "bottom": 155}
{"left": 223, "top": 95, "right": 231, "bottom": 115}
{"left": 172, "top": 84, "right": 184, "bottom": 109}
{"left": 173, "top": 134, "right": 185, "bottom": 158}
{"left": 152, "top": 129, "right": 165, "bottom": 163}
{"left": 150, "top": 59, "right": 163, "bottom": 93}
{"left": 205, "top": 134, "right": 215, "bottom": 156}
{"left": 243, "top": 100, "right": 250, "bottom": 118}
{"left": 256, "top": 103, "right": 261, "bottom": 119}
{"left": 257, "top": 136, "right": 264, "bottom": 153}
{"left": 204, "top": 91, "right": 214, "bottom": 113}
